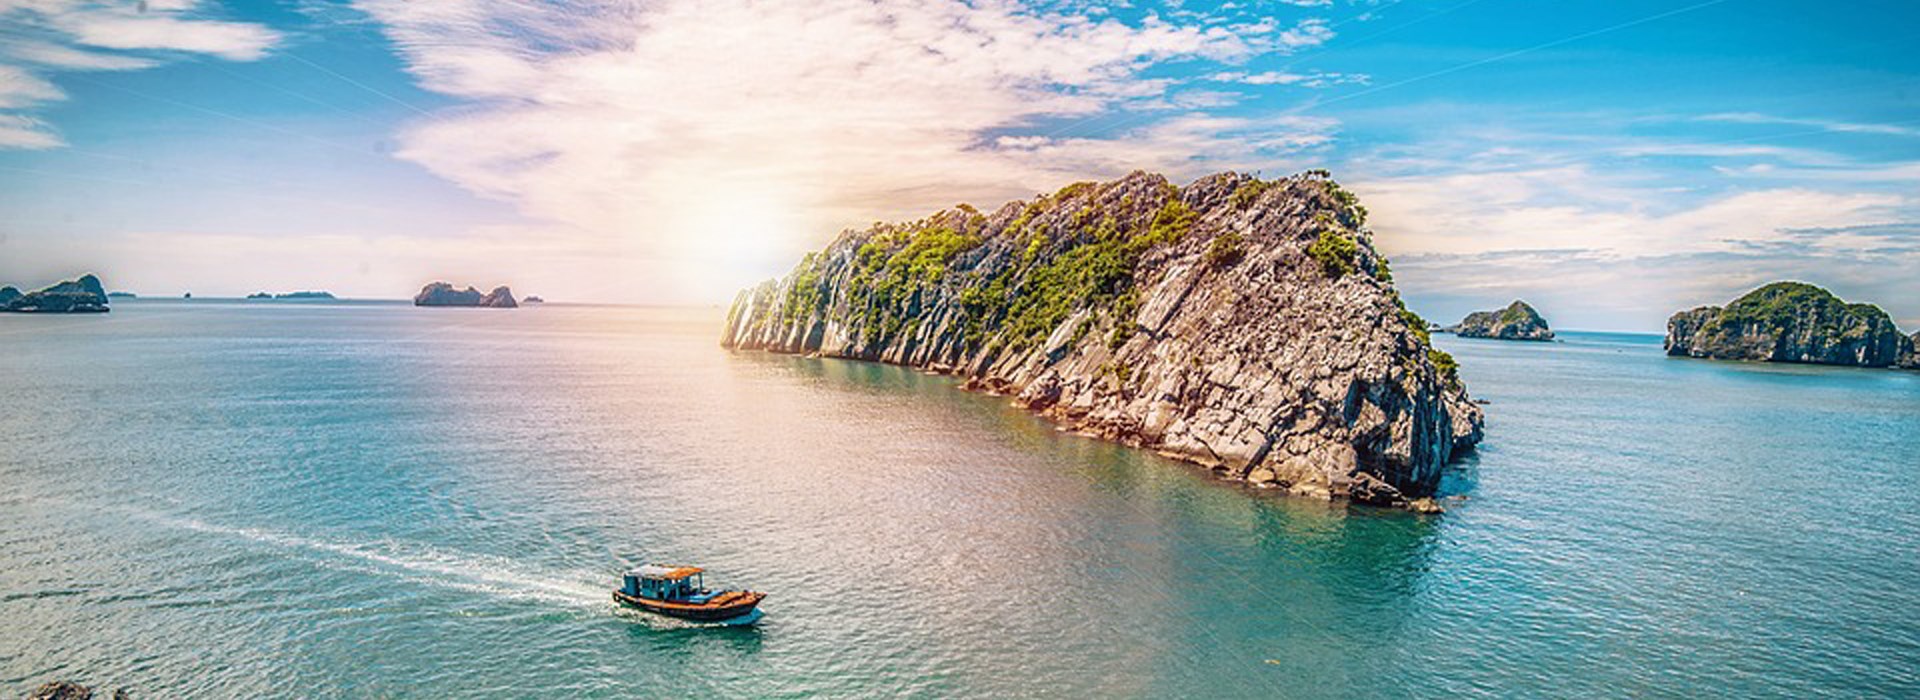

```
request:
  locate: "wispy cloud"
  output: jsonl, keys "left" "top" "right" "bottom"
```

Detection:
{"left": 0, "top": 0, "right": 281, "bottom": 148}
{"left": 0, "top": 113, "right": 62, "bottom": 149}
{"left": 1353, "top": 153, "right": 1918, "bottom": 329}
{"left": 348, "top": 0, "right": 1343, "bottom": 277}
{"left": 0, "top": 65, "right": 65, "bottom": 109}
{"left": 1696, "top": 112, "right": 1920, "bottom": 138}
{"left": 1206, "top": 70, "right": 1369, "bottom": 87}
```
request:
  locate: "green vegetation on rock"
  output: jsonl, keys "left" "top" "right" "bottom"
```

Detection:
{"left": 1324, "top": 179, "right": 1368, "bottom": 227}
{"left": 1667, "top": 281, "right": 1908, "bottom": 367}
{"left": 1497, "top": 302, "right": 1533, "bottom": 325}
{"left": 1428, "top": 349, "right": 1460, "bottom": 388}
{"left": 782, "top": 253, "right": 824, "bottom": 323}
{"left": 1205, "top": 231, "right": 1245, "bottom": 268}
{"left": 999, "top": 200, "right": 1194, "bottom": 349}
{"left": 1230, "top": 178, "right": 1275, "bottom": 209}
{"left": 844, "top": 224, "right": 983, "bottom": 342}
{"left": 1710, "top": 281, "right": 1891, "bottom": 340}
{"left": 1307, "top": 228, "right": 1358, "bottom": 278}
{"left": 1400, "top": 307, "right": 1432, "bottom": 347}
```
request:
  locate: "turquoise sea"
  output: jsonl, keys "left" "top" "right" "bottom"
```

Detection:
{"left": 3, "top": 300, "right": 1917, "bottom": 697}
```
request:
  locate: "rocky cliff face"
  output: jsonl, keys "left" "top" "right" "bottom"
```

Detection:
{"left": 414, "top": 282, "right": 517, "bottom": 308}
{"left": 1666, "top": 282, "right": 1908, "bottom": 367}
{"left": 1448, "top": 300, "right": 1554, "bottom": 341}
{"left": 723, "top": 171, "right": 1483, "bottom": 506}
{"left": 2, "top": 274, "right": 109, "bottom": 313}
{"left": 479, "top": 286, "right": 518, "bottom": 308}
{"left": 1899, "top": 332, "right": 1920, "bottom": 370}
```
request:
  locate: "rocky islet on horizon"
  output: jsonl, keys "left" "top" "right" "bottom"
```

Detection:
{"left": 1444, "top": 300, "right": 1555, "bottom": 341}
{"left": 723, "top": 170, "right": 1483, "bottom": 509}
{"left": 1, "top": 274, "right": 110, "bottom": 313}
{"left": 246, "top": 290, "right": 336, "bottom": 300}
{"left": 1666, "top": 281, "right": 1913, "bottom": 368}
{"left": 413, "top": 282, "right": 518, "bottom": 308}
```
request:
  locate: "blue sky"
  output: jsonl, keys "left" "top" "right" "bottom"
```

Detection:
{"left": 2, "top": 0, "right": 1916, "bottom": 331}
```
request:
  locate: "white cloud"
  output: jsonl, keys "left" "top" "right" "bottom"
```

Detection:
{"left": 1359, "top": 165, "right": 1906, "bottom": 258}
{"left": 1206, "top": 70, "right": 1368, "bottom": 87}
{"left": 0, "top": 65, "right": 65, "bottom": 108}
{"left": 1696, "top": 112, "right": 1920, "bottom": 139}
{"left": 56, "top": 13, "right": 279, "bottom": 61}
{"left": 0, "top": 0, "right": 280, "bottom": 148}
{"left": 1352, "top": 164, "right": 1917, "bottom": 330}
{"left": 4, "top": 40, "right": 157, "bottom": 71}
{"left": 0, "top": 113, "right": 63, "bottom": 148}
{"left": 350, "top": 0, "right": 1344, "bottom": 284}
{"left": 1273, "top": 17, "right": 1335, "bottom": 48}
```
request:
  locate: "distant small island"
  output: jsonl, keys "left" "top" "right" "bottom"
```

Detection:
{"left": 107, "top": 291, "right": 137, "bottom": 298}
{"left": 1443, "top": 300, "right": 1554, "bottom": 341}
{"left": 523, "top": 295, "right": 544, "bottom": 304}
{"left": 247, "top": 290, "right": 336, "bottom": 300}
{"left": 1, "top": 274, "right": 111, "bottom": 313}
{"left": 414, "top": 282, "right": 517, "bottom": 308}
{"left": 1666, "top": 282, "right": 1911, "bottom": 368}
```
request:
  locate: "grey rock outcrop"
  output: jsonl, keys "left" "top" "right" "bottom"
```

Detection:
{"left": 1666, "top": 282, "right": 1907, "bottom": 367}
{"left": 414, "top": 282, "right": 516, "bottom": 308}
{"left": 1446, "top": 300, "right": 1554, "bottom": 341}
{"left": 723, "top": 171, "right": 1483, "bottom": 504}
{"left": 1899, "top": 332, "right": 1920, "bottom": 370}
{"left": 27, "top": 680, "right": 131, "bottom": 699}
{"left": 2, "top": 274, "right": 109, "bottom": 313}
{"left": 479, "top": 286, "right": 517, "bottom": 308}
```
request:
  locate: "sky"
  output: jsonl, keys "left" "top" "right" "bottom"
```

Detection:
{"left": 1, "top": 0, "right": 1916, "bottom": 331}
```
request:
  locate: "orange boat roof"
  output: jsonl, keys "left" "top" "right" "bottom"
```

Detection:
{"left": 630, "top": 564, "right": 704, "bottom": 580}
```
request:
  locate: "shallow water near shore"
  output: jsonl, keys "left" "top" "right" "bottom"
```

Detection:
{"left": 3, "top": 300, "right": 1917, "bottom": 697}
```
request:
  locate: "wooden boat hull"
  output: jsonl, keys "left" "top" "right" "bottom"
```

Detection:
{"left": 613, "top": 589, "right": 765, "bottom": 621}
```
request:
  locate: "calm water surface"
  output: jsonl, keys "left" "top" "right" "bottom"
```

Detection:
{"left": 2, "top": 301, "right": 1916, "bottom": 697}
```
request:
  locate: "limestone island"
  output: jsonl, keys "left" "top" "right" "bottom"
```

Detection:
{"left": 247, "top": 290, "right": 336, "bottom": 300}
{"left": 1442, "top": 300, "right": 1554, "bottom": 341}
{"left": 524, "top": 295, "right": 545, "bottom": 304}
{"left": 1, "top": 274, "right": 110, "bottom": 313}
{"left": 1666, "top": 281, "right": 1912, "bottom": 368}
{"left": 107, "top": 291, "right": 137, "bottom": 299}
{"left": 724, "top": 170, "right": 1484, "bottom": 510}
{"left": 414, "top": 282, "right": 517, "bottom": 308}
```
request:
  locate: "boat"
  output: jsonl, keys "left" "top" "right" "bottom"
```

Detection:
{"left": 613, "top": 564, "right": 765, "bottom": 621}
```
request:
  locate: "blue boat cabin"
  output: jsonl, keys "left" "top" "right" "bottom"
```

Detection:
{"left": 623, "top": 564, "right": 707, "bottom": 601}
